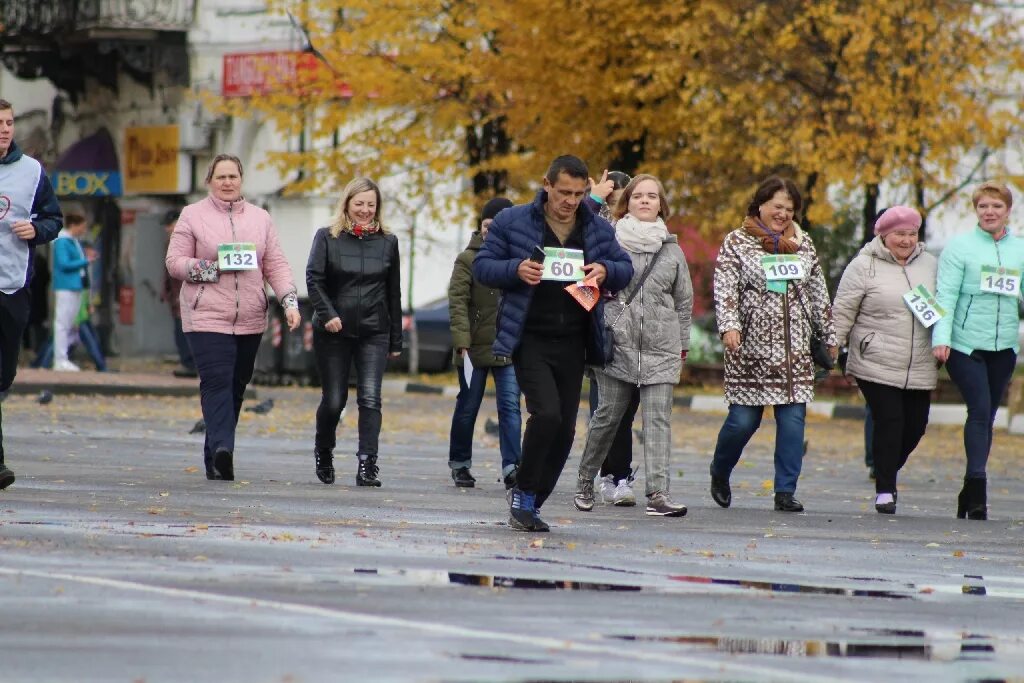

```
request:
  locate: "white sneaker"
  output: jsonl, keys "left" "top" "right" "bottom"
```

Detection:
{"left": 612, "top": 477, "right": 637, "bottom": 507}
{"left": 53, "top": 359, "right": 81, "bottom": 372}
{"left": 598, "top": 474, "right": 617, "bottom": 504}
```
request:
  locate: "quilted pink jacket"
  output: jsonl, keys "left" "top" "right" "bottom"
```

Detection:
{"left": 165, "top": 195, "right": 296, "bottom": 335}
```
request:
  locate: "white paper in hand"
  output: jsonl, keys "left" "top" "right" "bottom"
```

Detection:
{"left": 463, "top": 352, "right": 474, "bottom": 387}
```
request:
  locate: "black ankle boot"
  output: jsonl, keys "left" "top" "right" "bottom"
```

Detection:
{"left": 774, "top": 492, "right": 804, "bottom": 512}
{"left": 963, "top": 477, "right": 987, "bottom": 520}
{"left": 356, "top": 455, "right": 381, "bottom": 487}
{"left": 212, "top": 448, "right": 234, "bottom": 481}
{"left": 315, "top": 449, "right": 335, "bottom": 485}
{"left": 0, "top": 463, "right": 15, "bottom": 490}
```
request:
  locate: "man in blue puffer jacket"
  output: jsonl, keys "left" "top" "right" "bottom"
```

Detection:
{"left": 474, "top": 155, "right": 633, "bottom": 532}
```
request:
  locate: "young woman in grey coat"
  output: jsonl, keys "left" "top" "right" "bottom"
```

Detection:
{"left": 574, "top": 174, "right": 693, "bottom": 517}
{"left": 832, "top": 206, "right": 937, "bottom": 515}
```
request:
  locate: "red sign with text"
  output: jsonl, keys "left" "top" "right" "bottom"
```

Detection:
{"left": 222, "top": 51, "right": 352, "bottom": 98}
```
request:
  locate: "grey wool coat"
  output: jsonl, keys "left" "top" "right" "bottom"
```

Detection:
{"left": 603, "top": 236, "right": 693, "bottom": 385}
{"left": 832, "top": 237, "right": 938, "bottom": 390}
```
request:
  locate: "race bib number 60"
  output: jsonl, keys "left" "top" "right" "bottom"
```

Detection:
{"left": 218, "top": 242, "right": 258, "bottom": 271}
{"left": 979, "top": 265, "right": 1021, "bottom": 297}
{"left": 542, "top": 247, "right": 584, "bottom": 282}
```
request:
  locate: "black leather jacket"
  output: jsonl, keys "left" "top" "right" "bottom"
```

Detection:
{"left": 306, "top": 227, "right": 403, "bottom": 351}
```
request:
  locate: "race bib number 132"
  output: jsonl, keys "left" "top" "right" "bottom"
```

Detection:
{"left": 218, "top": 242, "right": 258, "bottom": 271}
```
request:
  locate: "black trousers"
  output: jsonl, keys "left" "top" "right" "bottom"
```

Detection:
{"left": 312, "top": 330, "right": 389, "bottom": 458}
{"left": 589, "top": 376, "right": 638, "bottom": 481}
{"left": 0, "top": 289, "right": 31, "bottom": 464}
{"left": 186, "top": 332, "right": 262, "bottom": 471}
{"left": 514, "top": 332, "right": 587, "bottom": 508}
{"left": 856, "top": 378, "right": 931, "bottom": 495}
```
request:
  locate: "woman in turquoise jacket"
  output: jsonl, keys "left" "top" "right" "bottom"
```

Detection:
{"left": 933, "top": 182, "right": 1024, "bottom": 520}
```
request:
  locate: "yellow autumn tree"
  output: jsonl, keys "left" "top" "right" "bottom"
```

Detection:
{"left": 208, "top": 0, "right": 1024, "bottom": 236}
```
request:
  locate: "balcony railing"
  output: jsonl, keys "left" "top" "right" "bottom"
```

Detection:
{"left": 1, "top": 0, "right": 194, "bottom": 38}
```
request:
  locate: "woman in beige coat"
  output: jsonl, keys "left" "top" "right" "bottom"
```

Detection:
{"left": 832, "top": 206, "right": 938, "bottom": 514}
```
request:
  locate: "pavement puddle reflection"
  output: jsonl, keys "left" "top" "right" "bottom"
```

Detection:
{"left": 667, "top": 573, "right": 913, "bottom": 599}
{"left": 609, "top": 629, "right": 998, "bottom": 662}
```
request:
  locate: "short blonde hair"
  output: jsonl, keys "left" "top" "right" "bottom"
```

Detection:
{"left": 329, "top": 177, "right": 388, "bottom": 238}
{"left": 613, "top": 173, "right": 670, "bottom": 220}
{"left": 972, "top": 181, "right": 1013, "bottom": 209}
{"left": 205, "top": 154, "right": 244, "bottom": 184}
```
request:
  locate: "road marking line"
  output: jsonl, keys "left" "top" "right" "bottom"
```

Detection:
{"left": 0, "top": 566, "right": 838, "bottom": 681}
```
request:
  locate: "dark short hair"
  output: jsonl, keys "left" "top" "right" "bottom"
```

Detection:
{"left": 205, "top": 154, "right": 244, "bottom": 184}
{"left": 0, "top": 99, "right": 12, "bottom": 112}
{"left": 64, "top": 213, "right": 87, "bottom": 227}
{"left": 746, "top": 176, "right": 803, "bottom": 219}
{"left": 544, "top": 155, "right": 589, "bottom": 184}
{"left": 607, "top": 171, "right": 631, "bottom": 190}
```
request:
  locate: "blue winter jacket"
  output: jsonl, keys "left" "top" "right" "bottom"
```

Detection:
{"left": 53, "top": 232, "right": 90, "bottom": 291}
{"left": 472, "top": 190, "right": 633, "bottom": 360}
{"left": 933, "top": 226, "right": 1024, "bottom": 355}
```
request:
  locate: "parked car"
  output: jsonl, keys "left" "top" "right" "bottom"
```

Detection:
{"left": 395, "top": 296, "right": 454, "bottom": 373}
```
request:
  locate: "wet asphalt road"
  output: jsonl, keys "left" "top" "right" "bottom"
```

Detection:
{"left": 0, "top": 387, "right": 1022, "bottom": 682}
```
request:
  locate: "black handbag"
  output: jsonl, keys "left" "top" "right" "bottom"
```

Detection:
{"left": 602, "top": 247, "right": 664, "bottom": 365}
{"left": 790, "top": 280, "right": 834, "bottom": 374}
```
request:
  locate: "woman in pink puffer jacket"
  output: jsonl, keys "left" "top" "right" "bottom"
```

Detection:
{"left": 165, "top": 154, "right": 299, "bottom": 481}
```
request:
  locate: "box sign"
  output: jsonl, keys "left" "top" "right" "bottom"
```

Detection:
{"left": 222, "top": 51, "right": 353, "bottom": 98}
{"left": 124, "top": 125, "right": 180, "bottom": 194}
{"left": 51, "top": 171, "right": 123, "bottom": 197}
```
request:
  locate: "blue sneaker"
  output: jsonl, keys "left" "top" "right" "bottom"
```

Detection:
{"left": 509, "top": 488, "right": 544, "bottom": 532}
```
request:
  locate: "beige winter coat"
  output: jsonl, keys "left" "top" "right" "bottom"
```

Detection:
{"left": 832, "top": 237, "right": 938, "bottom": 390}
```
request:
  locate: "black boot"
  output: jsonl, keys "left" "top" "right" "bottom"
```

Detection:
{"left": 212, "top": 448, "right": 234, "bottom": 481}
{"left": 356, "top": 455, "right": 381, "bottom": 487}
{"left": 315, "top": 449, "right": 335, "bottom": 485}
{"left": 0, "top": 463, "right": 14, "bottom": 490}
{"left": 960, "top": 477, "right": 987, "bottom": 521}
{"left": 774, "top": 492, "right": 804, "bottom": 512}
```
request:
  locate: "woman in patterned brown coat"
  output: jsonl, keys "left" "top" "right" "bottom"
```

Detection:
{"left": 708, "top": 176, "right": 836, "bottom": 512}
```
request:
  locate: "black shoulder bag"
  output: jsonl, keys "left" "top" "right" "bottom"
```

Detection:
{"left": 789, "top": 279, "right": 834, "bottom": 376}
{"left": 602, "top": 247, "right": 664, "bottom": 365}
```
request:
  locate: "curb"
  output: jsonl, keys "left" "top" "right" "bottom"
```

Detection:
{"left": 394, "top": 382, "right": 1024, "bottom": 434}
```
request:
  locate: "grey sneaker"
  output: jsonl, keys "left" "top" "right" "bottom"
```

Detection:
{"left": 574, "top": 477, "right": 595, "bottom": 512}
{"left": 612, "top": 475, "right": 637, "bottom": 507}
{"left": 598, "top": 474, "right": 617, "bottom": 503}
{"left": 645, "top": 493, "right": 687, "bottom": 517}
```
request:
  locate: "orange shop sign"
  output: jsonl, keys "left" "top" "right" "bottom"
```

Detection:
{"left": 222, "top": 50, "right": 353, "bottom": 98}
{"left": 124, "top": 125, "right": 180, "bottom": 194}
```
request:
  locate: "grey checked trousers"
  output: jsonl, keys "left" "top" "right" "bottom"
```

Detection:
{"left": 578, "top": 370, "right": 674, "bottom": 497}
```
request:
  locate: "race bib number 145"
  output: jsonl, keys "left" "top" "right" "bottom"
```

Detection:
{"left": 979, "top": 265, "right": 1021, "bottom": 297}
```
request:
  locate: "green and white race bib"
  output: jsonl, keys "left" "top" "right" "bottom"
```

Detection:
{"left": 979, "top": 265, "right": 1021, "bottom": 297}
{"left": 541, "top": 247, "right": 584, "bottom": 282}
{"left": 902, "top": 284, "right": 945, "bottom": 328}
{"left": 218, "top": 242, "right": 258, "bottom": 271}
{"left": 761, "top": 254, "right": 803, "bottom": 293}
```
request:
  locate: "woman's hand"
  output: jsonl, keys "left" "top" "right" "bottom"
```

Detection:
{"left": 324, "top": 317, "right": 342, "bottom": 333}
{"left": 285, "top": 308, "right": 301, "bottom": 331}
{"left": 722, "top": 330, "right": 741, "bottom": 351}
{"left": 828, "top": 345, "right": 839, "bottom": 360}
{"left": 933, "top": 345, "right": 950, "bottom": 363}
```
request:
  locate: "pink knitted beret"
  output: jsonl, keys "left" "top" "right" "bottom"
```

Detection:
{"left": 874, "top": 205, "right": 922, "bottom": 237}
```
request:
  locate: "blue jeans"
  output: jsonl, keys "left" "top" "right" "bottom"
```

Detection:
{"left": 945, "top": 348, "right": 1016, "bottom": 478}
{"left": 710, "top": 403, "right": 807, "bottom": 493}
{"left": 313, "top": 331, "right": 389, "bottom": 458}
{"left": 448, "top": 363, "right": 522, "bottom": 475}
